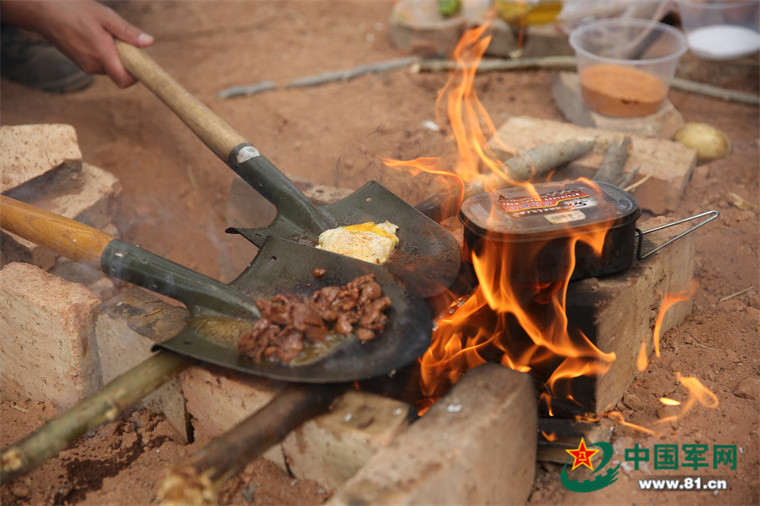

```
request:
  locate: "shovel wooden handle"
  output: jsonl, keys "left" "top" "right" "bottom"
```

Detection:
{"left": 0, "top": 195, "right": 260, "bottom": 319}
{"left": 115, "top": 40, "right": 246, "bottom": 162}
{"left": 115, "top": 40, "right": 336, "bottom": 234}
{"left": 0, "top": 195, "right": 114, "bottom": 268}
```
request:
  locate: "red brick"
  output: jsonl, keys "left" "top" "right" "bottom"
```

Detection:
{"left": 0, "top": 263, "right": 100, "bottom": 410}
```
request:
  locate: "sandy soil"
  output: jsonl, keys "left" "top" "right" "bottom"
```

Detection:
{"left": 1, "top": 1, "right": 758, "bottom": 504}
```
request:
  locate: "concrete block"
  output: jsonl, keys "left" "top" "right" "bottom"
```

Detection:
{"left": 282, "top": 391, "right": 415, "bottom": 490}
{"left": 180, "top": 365, "right": 287, "bottom": 467}
{"left": 1, "top": 163, "right": 122, "bottom": 269}
{"left": 0, "top": 124, "right": 82, "bottom": 194}
{"left": 0, "top": 262, "right": 101, "bottom": 411}
{"left": 565, "top": 217, "right": 696, "bottom": 413}
{"left": 329, "top": 364, "right": 537, "bottom": 505}
{"left": 93, "top": 287, "right": 192, "bottom": 441}
{"left": 490, "top": 116, "right": 697, "bottom": 214}
{"left": 552, "top": 72, "right": 685, "bottom": 139}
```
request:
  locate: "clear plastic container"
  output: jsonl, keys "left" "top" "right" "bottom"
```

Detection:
{"left": 569, "top": 19, "right": 688, "bottom": 117}
{"left": 677, "top": 0, "right": 760, "bottom": 60}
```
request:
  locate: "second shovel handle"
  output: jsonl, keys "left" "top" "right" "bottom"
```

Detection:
{"left": 0, "top": 195, "right": 114, "bottom": 268}
{"left": 115, "top": 40, "right": 246, "bottom": 161}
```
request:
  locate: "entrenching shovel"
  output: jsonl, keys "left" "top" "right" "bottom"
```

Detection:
{"left": 0, "top": 195, "right": 431, "bottom": 383}
{"left": 114, "top": 41, "right": 462, "bottom": 298}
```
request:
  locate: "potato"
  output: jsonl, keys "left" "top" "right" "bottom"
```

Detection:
{"left": 673, "top": 122, "right": 732, "bottom": 162}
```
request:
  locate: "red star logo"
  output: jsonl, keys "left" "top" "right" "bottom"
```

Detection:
{"left": 566, "top": 438, "right": 599, "bottom": 471}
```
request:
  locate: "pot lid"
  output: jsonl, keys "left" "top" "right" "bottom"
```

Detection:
{"left": 459, "top": 180, "right": 639, "bottom": 241}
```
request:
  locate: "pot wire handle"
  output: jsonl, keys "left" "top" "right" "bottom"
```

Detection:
{"left": 635, "top": 210, "right": 719, "bottom": 260}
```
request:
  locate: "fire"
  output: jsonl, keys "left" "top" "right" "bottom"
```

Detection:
{"left": 379, "top": 23, "right": 516, "bottom": 205}
{"left": 658, "top": 372, "right": 719, "bottom": 424}
{"left": 381, "top": 23, "right": 617, "bottom": 412}
{"left": 638, "top": 285, "right": 696, "bottom": 371}
{"left": 604, "top": 411, "right": 659, "bottom": 436}
{"left": 652, "top": 286, "right": 695, "bottom": 358}
{"left": 541, "top": 430, "right": 558, "bottom": 442}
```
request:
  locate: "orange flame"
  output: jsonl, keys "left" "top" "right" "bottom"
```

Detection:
{"left": 380, "top": 24, "right": 621, "bottom": 413}
{"left": 653, "top": 287, "right": 694, "bottom": 358}
{"left": 658, "top": 372, "right": 719, "bottom": 424}
{"left": 659, "top": 397, "right": 681, "bottom": 406}
{"left": 539, "top": 392, "right": 554, "bottom": 417}
{"left": 604, "top": 411, "right": 660, "bottom": 436}
{"left": 638, "top": 284, "right": 696, "bottom": 371}
{"left": 636, "top": 336, "right": 649, "bottom": 372}
{"left": 541, "top": 430, "right": 558, "bottom": 442}
{"left": 380, "top": 23, "right": 516, "bottom": 210}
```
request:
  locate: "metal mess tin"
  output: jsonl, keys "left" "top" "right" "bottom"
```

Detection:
{"left": 459, "top": 180, "right": 641, "bottom": 283}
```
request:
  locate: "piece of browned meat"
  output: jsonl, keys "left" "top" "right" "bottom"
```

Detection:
{"left": 237, "top": 273, "right": 392, "bottom": 364}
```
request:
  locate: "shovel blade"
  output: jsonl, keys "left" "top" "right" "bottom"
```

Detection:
{"left": 230, "top": 181, "right": 462, "bottom": 298}
{"left": 156, "top": 237, "right": 432, "bottom": 383}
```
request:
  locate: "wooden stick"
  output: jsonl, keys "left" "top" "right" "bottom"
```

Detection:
{"left": 217, "top": 57, "right": 422, "bottom": 98}
{"left": 417, "top": 56, "right": 577, "bottom": 73}
{"left": 624, "top": 171, "right": 651, "bottom": 193}
{"left": 718, "top": 286, "right": 754, "bottom": 303}
{"left": 671, "top": 77, "right": 760, "bottom": 107}
{"left": 418, "top": 57, "right": 760, "bottom": 106}
{"left": 618, "top": 165, "right": 640, "bottom": 190}
{"left": 157, "top": 384, "right": 345, "bottom": 504}
{"left": 0, "top": 352, "right": 192, "bottom": 484}
{"left": 593, "top": 136, "right": 631, "bottom": 187}
{"left": 415, "top": 137, "right": 596, "bottom": 222}
{"left": 727, "top": 192, "right": 760, "bottom": 212}
{"left": 287, "top": 57, "right": 421, "bottom": 88}
{"left": 217, "top": 81, "right": 276, "bottom": 99}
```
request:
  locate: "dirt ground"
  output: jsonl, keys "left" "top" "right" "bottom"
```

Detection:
{"left": 1, "top": 1, "right": 758, "bottom": 504}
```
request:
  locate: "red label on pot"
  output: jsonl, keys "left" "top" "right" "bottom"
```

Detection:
{"left": 498, "top": 189, "right": 596, "bottom": 218}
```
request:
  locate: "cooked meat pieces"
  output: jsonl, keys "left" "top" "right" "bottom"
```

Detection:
{"left": 271, "top": 327, "right": 304, "bottom": 363}
{"left": 237, "top": 273, "right": 391, "bottom": 364}
{"left": 356, "top": 328, "right": 375, "bottom": 342}
{"left": 359, "top": 296, "right": 392, "bottom": 331}
{"left": 238, "top": 318, "right": 279, "bottom": 361}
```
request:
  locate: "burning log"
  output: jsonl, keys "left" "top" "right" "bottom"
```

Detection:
{"left": 415, "top": 137, "right": 596, "bottom": 222}
{"left": 158, "top": 384, "right": 344, "bottom": 505}
{"left": 0, "top": 352, "right": 192, "bottom": 484}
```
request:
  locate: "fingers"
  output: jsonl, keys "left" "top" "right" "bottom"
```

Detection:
{"left": 102, "top": 9, "right": 154, "bottom": 47}
{"left": 98, "top": 7, "right": 153, "bottom": 87}
{"left": 102, "top": 50, "right": 138, "bottom": 88}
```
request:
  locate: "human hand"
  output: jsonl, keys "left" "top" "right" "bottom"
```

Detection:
{"left": 1, "top": 0, "right": 154, "bottom": 87}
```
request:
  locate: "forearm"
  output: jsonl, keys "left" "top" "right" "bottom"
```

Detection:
{"left": 1, "top": 0, "right": 49, "bottom": 32}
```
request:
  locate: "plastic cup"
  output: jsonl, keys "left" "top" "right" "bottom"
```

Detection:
{"left": 569, "top": 19, "right": 688, "bottom": 118}
{"left": 677, "top": 0, "right": 760, "bottom": 60}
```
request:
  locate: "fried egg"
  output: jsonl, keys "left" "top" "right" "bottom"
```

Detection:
{"left": 316, "top": 221, "right": 399, "bottom": 264}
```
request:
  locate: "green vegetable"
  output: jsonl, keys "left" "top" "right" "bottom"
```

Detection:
{"left": 439, "top": 0, "right": 462, "bottom": 17}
